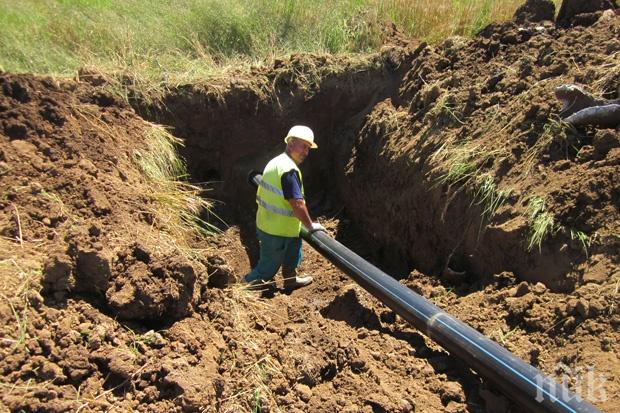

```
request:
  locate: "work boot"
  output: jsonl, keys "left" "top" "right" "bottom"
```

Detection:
{"left": 282, "top": 266, "right": 313, "bottom": 292}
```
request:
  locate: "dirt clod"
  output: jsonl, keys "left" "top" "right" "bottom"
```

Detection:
{"left": 513, "top": 0, "right": 556, "bottom": 23}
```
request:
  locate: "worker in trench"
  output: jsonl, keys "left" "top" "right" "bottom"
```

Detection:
{"left": 242, "top": 125, "right": 326, "bottom": 292}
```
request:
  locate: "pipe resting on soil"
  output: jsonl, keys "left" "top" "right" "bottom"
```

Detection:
{"left": 250, "top": 173, "right": 600, "bottom": 413}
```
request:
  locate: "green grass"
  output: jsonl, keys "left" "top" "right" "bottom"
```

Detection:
{"left": 472, "top": 175, "right": 511, "bottom": 222}
{"left": 570, "top": 229, "right": 591, "bottom": 256}
{"left": 0, "top": 0, "right": 556, "bottom": 82}
{"left": 526, "top": 196, "right": 556, "bottom": 252}
{"left": 432, "top": 140, "right": 504, "bottom": 187}
{"left": 252, "top": 388, "right": 262, "bottom": 413}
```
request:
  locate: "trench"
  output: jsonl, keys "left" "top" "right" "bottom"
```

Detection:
{"left": 123, "top": 53, "right": 604, "bottom": 411}
{"left": 132, "top": 53, "right": 416, "bottom": 273}
{"left": 130, "top": 50, "right": 583, "bottom": 292}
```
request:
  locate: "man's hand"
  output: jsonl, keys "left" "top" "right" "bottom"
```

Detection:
{"left": 308, "top": 222, "right": 326, "bottom": 233}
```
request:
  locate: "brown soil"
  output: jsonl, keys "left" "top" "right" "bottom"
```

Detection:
{"left": 1, "top": 3, "right": 619, "bottom": 413}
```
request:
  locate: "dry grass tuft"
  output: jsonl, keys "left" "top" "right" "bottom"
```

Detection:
{"left": 216, "top": 284, "right": 287, "bottom": 412}
{"left": 0, "top": 239, "right": 42, "bottom": 353}
{"left": 133, "top": 123, "right": 223, "bottom": 247}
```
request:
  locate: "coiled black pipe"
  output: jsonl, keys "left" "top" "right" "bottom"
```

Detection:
{"left": 249, "top": 172, "right": 601, "bottom": 413}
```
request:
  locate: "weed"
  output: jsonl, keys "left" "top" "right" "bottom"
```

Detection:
{"left": 570, "top": 229, "right": 591, "bottom": 256}
{"left": 494, "top": 326, "right": 519, "bottom": 346}
{"left": 472, "top": 174, "right": 511, "bottom": 222}
{"left": 526, "top": 196, "right": 556, "bottom": 252}
{"left": 432, "top": 140, "right": 502, "bottom": 187}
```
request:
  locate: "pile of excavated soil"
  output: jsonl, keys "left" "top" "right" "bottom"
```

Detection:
{"left": 0, "top": 74, "right": 223, "bottom": 411}
{"left": 1, "top": 2, "right": 619, "bottom": 413}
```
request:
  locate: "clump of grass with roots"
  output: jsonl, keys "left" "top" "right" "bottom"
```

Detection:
{"left": 569, "top": 229, "right": 591, "bottom": 256}
{"left": 132, "top": 123, "right": 223, "bottom": 249}
{"left": 430, "top": 139, "right": 509, "bottom": 227}
{"left": 521, "top": 117, "right": 573, "bottom": 178}
{"left": 526, "top": 196, "right": 557, "bottom": 252}
{"left": 471, "top": 174, "right": 512, "bottom": 224}
{"left": 431, "top": 138, "right": 506, "bottom": 187}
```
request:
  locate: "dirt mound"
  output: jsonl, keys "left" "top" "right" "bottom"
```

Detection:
{"left": 557, "top": 0, "right": 619, "bottom": 28}
{"left": 343, "top": 12, "right": 620, "bottom": 291}
{"left": 0, "top": 73, "right": 225, "bottom": 410}
{"left": 513, "top": 0, "right": 556, "bottom": 24}
{"left": 0, "top": 74, "right": 210, "bottom": 322}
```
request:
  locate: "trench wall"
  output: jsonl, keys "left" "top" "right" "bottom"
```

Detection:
{"left": 133, "top": 18, "right": 620, "bottom": 292}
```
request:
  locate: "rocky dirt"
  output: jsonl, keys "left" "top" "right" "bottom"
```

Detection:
{"left": 1, "top": 1, "right": 619, "bottom": 412}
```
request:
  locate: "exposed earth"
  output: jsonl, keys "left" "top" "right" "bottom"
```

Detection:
{"left": 1, "top": 1, "right": 619, "bottom": 412}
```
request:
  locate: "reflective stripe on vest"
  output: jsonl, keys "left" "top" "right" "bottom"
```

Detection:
{"left": 259, "top": 179, "right": 284, "bottom": 197}
{"left": 256, "top": 195, "right": 294, "bottom": 217}
{"left": 256, "top": 152, "right": 304, "bottom": 237}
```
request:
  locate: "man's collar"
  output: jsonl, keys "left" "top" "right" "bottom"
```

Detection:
{"left": 284, "top": 150, "right": 298, "bottom": 164}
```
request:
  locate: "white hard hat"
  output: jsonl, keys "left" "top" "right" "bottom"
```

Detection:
{"left": 284, "top": 125, "right": 317, "bottom": 149}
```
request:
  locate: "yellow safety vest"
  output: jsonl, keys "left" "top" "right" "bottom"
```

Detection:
{"left": 256, "top": 153, "right": 304, "bottom": 237}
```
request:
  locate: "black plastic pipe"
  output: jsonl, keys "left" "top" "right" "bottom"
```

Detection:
{"left": 249, "top": 173, "right": 601, "bottom": 413}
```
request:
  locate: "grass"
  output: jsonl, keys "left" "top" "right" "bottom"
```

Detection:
{"left": 133, "top": 123, "right": 223, "bottom": 241}
{"left": 430, "top": 286, "right": 454, "bottom": 306}
{"left": 526, "top": 196, "right": 556, "bottom": 252}
{"left": 0, "top": 245, "right": 42, "bottom": 354}
{"left": 120, "top": 324, "right": 166, "bottom": 356}
{"left": 522, "top": 117, "right": 570, "bottom": 177}
{"left": 570, "top": 229, "right": 591, "bottom": 256}
{"left": 0, "top": 0, "right": 555, "bottom": 82}
{"left": 431, "top": 140, "right": 504, "bottom": 187}
{"left": 253, "top": 388, "right": 262, "bottom": 413}
{"left": 472, "top": 175, "right": 511, "bottom": 223}
{"left": 494, "top": 325, "right": 520, "bottom": 346}
{"left": 429, "top": 138, "right": 510, "bottom": 233}
{"left": 429, "top": 92, "right": 465, "bottom": 125}
{"left": 133, "top": 125, "right": 187, "bottom": 182}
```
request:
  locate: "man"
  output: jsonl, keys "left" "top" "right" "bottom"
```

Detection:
{"left": 243, "top": 125, "right": 325, "bottom": 292}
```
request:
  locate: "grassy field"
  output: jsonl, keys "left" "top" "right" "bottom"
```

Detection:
{"left": 0, "top": 0, "right": 560, "bottom": 82}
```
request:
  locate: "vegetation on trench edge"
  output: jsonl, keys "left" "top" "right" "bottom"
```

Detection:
{"left": 132, "top": 123, "right": 223, "bottom": 243}
{"left": 0, "top": 0, "right": 563, "bottom": 83}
